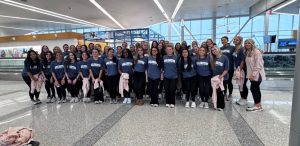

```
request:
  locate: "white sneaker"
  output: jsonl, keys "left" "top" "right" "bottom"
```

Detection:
{"left": 150, "top": 104, "right": 154, "bottom": 106}
{"left": 247, "top": 106, "right": 263, "bottom": 112}
{"left": 182, "top": 94, "right": 186, "bottom": 100}
{"left": 62, "top": 99, "right": 66, "bottom": 103}
{"left": 94, "top": 101, "right": 99, "bottom": 104}
{"left": 31, "top": 100, "right": 37, "bottom": 105}
{"left": 191, "top": 102, "right": 196, "bottom": 108}
{"left": 123, "top": 98, "right": 128, "bottom": 104}
{"left": 170, "top": 104, "right": 175, "bottom": 108}
{"left": 237, "top": 98, "right": 247, "bottom": 106}
{"left": 74, "top": 98, "right": 79, "bottom": 103}
{"left": 185, "top": 102, "right": 190, "bottom": 108}
{"left": 83, "top": 97, "right": 88, "bottom": 102}
{"left": 216, "top": 108, "right": 223, "bottom": 111}
{"left": 46, "top": 98, "right": 52, "bottom": 103}
{"left": 158, "top": 94, "right": 162, "bottom": 99}
{"left": 204, "top": 102, "right": 209, "bottom": 109}
{"left": 199, "top": 102, "right": 205, "bottom": 108}
{"left": 57, "top": 100, "right": 62, "bottom": 104}
{"left": 166, "top": 104, "right": 170, "bottom": 108}
{"left": 70, "top": 98, "right": 75, "bottom": 103}
{"left": 127, "top": 98, "right": 131, "bottom": 104}
{"left": 99, "top": 101, "right": 103, "bottom": 104}
{"left": 153, "top": 104, "right": 158, "bottom": 107}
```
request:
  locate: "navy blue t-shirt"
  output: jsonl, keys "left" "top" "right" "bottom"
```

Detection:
{"left": 233, "top": 47, "right": 246, "bottom": 69}
{"left": 65, "top": 62, "right": 79, "bottom": 80}
{"left": 147, "top": 56, "right": 161, "bottom": 80}
{"left": 178, "top": 57, "right": 197, "bottom": 78}
{"left": 88, "top": 57, "right": 104, "bottom": 77}
{"left": 212, "top": 55, "right": 229, "bottom": 80}
{"left": 220, "top": 44, "right": 235, "bottom": 71}
{"left": 163, "top": 55, "right": 178, "bottom": 79}
{"left": 118, "top": 58, "right": 134, "bottom": 75}
{"left": 104, "top": 58, "right": 118, "bottom": 76}
{"left": 78, "top": 61, "right": 89, "bottom": 78}
{"left": 42, "top": 60, "right": 52, "bottom": 76}
{"left": 195, "top": 56, "right": 211, "bottom": 77}
{"left": 22, "top": 59, "right": 42, "bottom": 77}
{"left": 51, "top": 60, "right": 65, "bottom": 80}
{"left": 134, "top": 57, "right": 148, "bottom": 72}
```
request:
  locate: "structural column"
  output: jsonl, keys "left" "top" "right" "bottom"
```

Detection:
{"left": 212, "top": 17, "right": 216, "bottom": 42}
{"left": 168, "top": 22, "right": 172, "bottom": 41}
{"left": 289, "top": 5, "right": 300, "bottom": 146}
{"left": 181, "top": 19, "right": 184, "bottom": 42}
{"left": 264, "top": 11, "right": 270, "bottom": 52}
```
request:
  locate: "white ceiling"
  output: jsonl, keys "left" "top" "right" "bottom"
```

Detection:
{"left": 0, "top": 0, "right": 261, "bottom": 36}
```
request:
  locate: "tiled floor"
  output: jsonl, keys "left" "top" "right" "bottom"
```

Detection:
{"left": 0, "top": 79, "right": 293, "bottom": 146}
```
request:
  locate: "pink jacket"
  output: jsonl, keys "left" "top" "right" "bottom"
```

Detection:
{"left": 30, "top": 74, "right": 44, "bottom": 94}
{"left": 0, "top": 127, "right": 33, "bottom": 146}
{"left": 82, "top": 78, "right": 90, "bottom": 97}
{"left": 119, "top": 73, "right": 129, "bottom": 97}
{"left": 234, "top": 67, "right": 245, "bottom": 92}
{"left": 211, "top": 75, "right": 224, "bottom": 109}
{"left": 94, "top": 78, "right": 104, "bottom": 91}
{"left": 245, "top": 49, "right": 266, "bottom": 81}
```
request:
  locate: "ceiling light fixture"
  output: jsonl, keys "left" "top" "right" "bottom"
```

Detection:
{"left": 0, "top": 25, "right": 36, "bottom": 31}
{"left": 0, "top": 15, "right": 89, "bottom": 26}
{"left": 0, "top": 0, "right": 109, "bottom": 28}
{"left": 153, "top": 0, "right": 171, "bottom": 22}
{"left": 171, "top": 0, "right": 184, "bottom": 20}
{"left": 89, "top": 0, "right": 125, "bottom": 29}
{"left": 273, "top": 0, "right": 297, "bottom": 12}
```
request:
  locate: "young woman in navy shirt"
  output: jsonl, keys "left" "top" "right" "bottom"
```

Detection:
{"left": 51, "top": 51, "right": 66, "bottom": 103}
{"left": 118, "top": 49, "right": 134, "bottom": 104}
{"left": 179, "top": 48, "right": 197, "bottom": 108}
{"left": 65, "top": 52, "right": 80, "bottom": 103}
{"left": 42, "top": 51, "right": 56, "bottom": 103}
{"left": 162, "top": 44, "right": 178, "bottom": 108}
{"left": 210, "top": 46, "right": 229, "bottom": 110}
{"left": 134, "top": 46, "right": 148, "bottom": 105}
{"left": 88, "top": 49, "right": 104, "bottom": 104}
{"left": 22, "top": 50, "right": 43, "bottom": 105}
{"left": 104, "top": 48, "right": 119, "bottom": 104}
{"left": 78, "top": 51, "right": 90, "bottom": 102}
{"left": 196, "top": 47, "right": 211, "bottom": 108}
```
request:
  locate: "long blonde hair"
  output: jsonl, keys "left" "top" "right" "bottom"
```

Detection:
{"left": 244, "top": 39, "right": 256, "bottom": 57}
{"left": 210, "top": 45, "right": 222, "bottom": 69}
{"left": 234, "top": 36, "right": 243, "bottom": 53}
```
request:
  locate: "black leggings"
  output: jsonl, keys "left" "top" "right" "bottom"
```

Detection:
{"left": 250, "top": 81, "right": 262, "bottom": 104}
{"left": 106, "top": 75, "right": 119, "bottom": 100}
{"left": 149, "top": 78, "right": 160, "bottom": 104}
{"left": 198, "top": 75, "right": 211, "bottom": 102}
{"left": 182, "top": 76, "right": 197, "bottom": 102}
{"left": 67, "top": 78, "right": 80, "bottom": 98}
{"left": 45, "top": 75, "right": 55, "bottom": 98}
{"left": 22, "top": 76, "right": 40, "bottom": 100}
{"left": 217, "top": 88, "right": 225, "bottom": 109}
{"left": 55, "top": 80, "right": 66, "bottom": 100}
{"left": 240, "top": 78, "right": 249, "bottom": 100}
{"left": 158, "top": 80, "right": 164, "bottom": 94}
{"left": 164, "top": 78, "right": 177, "bottom": 105}
{"left": 224, "top": 70, "right": 234, "bottom": 95}
{"left": 134, "top": 71, "right": 146, "bottom": 99}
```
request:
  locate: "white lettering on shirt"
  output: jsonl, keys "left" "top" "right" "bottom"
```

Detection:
{"left": 122, "top": 62, "right": 133, "bottom": 66}
{"left": 55, "top": 65, "right": 64, "bottom": 70}
{"left": 91, "top": 63, "right": 101, "bottom": 67}
{"left": 106, "top": 61, "right": 116, "bottom": 65}
{"left": 81, "top": 65, "right": 88, "bottom": 69}
{"left": 164, "top": 59, "right": 176, "bottom": 63}
{"left": 216, "top": 61, "right": 223, "bottom": 66}
{"left": 197, "top": 62, "right": 208, "bottom": 66}
{"left": 137, "top": 60, "right": 145, "bottom": 65}
{"left": 148, "top": 60, "right": 157, "bottom": 65}
{"left": 222, "top": 50, "right": 230, "bottom": 53}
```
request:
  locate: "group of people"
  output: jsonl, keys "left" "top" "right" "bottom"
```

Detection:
{"left": 22, "top": 36, "right": 266, "bottom": 112}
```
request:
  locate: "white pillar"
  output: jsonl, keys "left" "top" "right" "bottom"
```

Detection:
{"left": 168, "top": 22, "right": 172, "bottom": 42}
{"left": 212, "top": 17, "right": 216, "bottom": 42}
{"left": 289, "top": 5, "right": 300, "bottom": 146}
{"left": 264, "top": 11, "right": 270, "bottom": 52}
